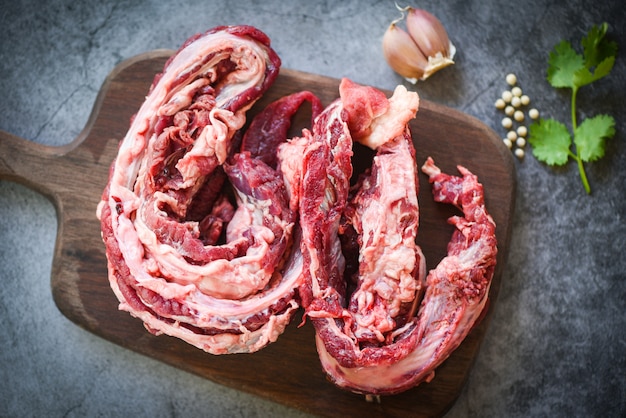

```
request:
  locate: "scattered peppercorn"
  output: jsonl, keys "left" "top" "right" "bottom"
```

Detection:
{"left": 521, "top": 95, "right": 530, "bottom": 106}
{"left": 493, "top": 73, "right": 541, "bottom": 160}
{"left": 507, "top": 130, "right": 517, "bottom": 141}
{"left": 506, "top": 73, "right": 517, "bottom": 86}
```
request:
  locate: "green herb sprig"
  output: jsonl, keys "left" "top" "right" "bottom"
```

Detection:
{"left": 528, "top": 23, "right": 618, "bottom": 194}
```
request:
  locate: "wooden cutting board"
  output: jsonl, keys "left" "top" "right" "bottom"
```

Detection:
{"left": 0, "top": 50, "right": 516, "bottom": 417}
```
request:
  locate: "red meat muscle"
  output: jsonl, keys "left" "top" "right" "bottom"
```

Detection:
{"left": 97, "top": 26, "right": 498, "bottom": 397}
{"left": 297, "top": 79, "right": 497, "bottom": 395}
{"left": 97, "top": 26, "right": 317, "bottom": 354}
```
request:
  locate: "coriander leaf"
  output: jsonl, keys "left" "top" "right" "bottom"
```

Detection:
{"left": 574, "top": 56, "right": 615, "bottom": 87}
{"left": 582, "top": 23, "right": 618, "bottom": 69}
{"left": 573, "top": 67, "right": 594, "bottom": 87}
{"left": 528, "top": 118, "right": 572, "bottom": 165}
{"left": 528, "top": 22, "right": 617, "bottom": 194}
{"left": 574, "top": 114, "right": 616, "bottom": 162}
{"left": 590, "top": 55, "right": 616, "bottom": 80}
{"left": 547, "top": 40, "right": 584, "bottom": 89}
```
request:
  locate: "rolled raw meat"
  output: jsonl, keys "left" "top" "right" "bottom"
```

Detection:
{"left": 296, "top": 78, "right": 497, "bottom": 396}
{"left": 97, "top": 25, "right": 320, "bottom": 354}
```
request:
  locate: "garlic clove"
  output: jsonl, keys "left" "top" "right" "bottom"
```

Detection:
{"left": 382, "top": 22, "right": 429, "bottom": 84}
{"left": 405, "top": 8, "right": 455, "bottom": 80}
{"left": 406, "top": 8, "right": 452, "bottom": 59}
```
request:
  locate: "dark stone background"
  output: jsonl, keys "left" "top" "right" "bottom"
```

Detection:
{"left": 1, "top": 1, "right": 624, "bottom": 416}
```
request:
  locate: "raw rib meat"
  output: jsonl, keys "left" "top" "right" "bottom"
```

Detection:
{"left": 97, "top": 25, "right": 318, "bottom": 354}
{"left": 97, "top": 24, "right": 498, "bottom": 393}
{"left": 299, "top": 79, "right": 497, "bottom": 395}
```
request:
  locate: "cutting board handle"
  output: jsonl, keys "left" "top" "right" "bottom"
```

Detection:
{"left": 0, "top": 130, "right": 73, "bottom": 202}
{"left": 0, "top": 49, "right": 176, "bottom": 202}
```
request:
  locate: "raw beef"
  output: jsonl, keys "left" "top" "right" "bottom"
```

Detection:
{"left": 297, "top": 79, "right": 497, "bottom": 395}
{"left": 97, "top": 25, "right": 319, "bottom": 354}
{"left": 97, "top": 25, "right": 498, "bottom": 394}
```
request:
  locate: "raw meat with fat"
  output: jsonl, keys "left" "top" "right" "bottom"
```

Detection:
{"left": 96, "top": 25, "right": 498, "bottom": 395}
{"left": 97, "top": 26, "right": 319, "bottom": 354}
{"left": 298, "top": 79, "right": 497, "bottom": 395}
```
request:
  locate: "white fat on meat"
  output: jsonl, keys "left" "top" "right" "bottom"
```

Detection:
{"left": 303, "top": 80, "right": 497, "bottom": 396}
{"left": 354, "top": 85, "right": 419, "bottom": 151}
{"left": 349, "top": 132, "right": 422, "bottom": 341}
{"left": 97, "top": 26, "right": 305, "bottom": 355}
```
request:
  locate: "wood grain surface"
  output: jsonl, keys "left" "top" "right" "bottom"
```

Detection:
{"left": 0, "top": 50, "right": 516, "bottom": 417}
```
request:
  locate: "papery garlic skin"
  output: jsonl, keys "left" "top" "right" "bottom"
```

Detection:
{"left": 422, "top": 42, "right": 456, "bottom": 80}
{"left": 382, "top": 6, "right": 456, "bottom": 83}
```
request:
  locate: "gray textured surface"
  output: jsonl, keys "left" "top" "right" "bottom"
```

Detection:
{"left": 1, "top": 0, "right": 625, "bottom": 417}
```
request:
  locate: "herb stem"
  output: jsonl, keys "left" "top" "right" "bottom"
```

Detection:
{"left": 577, "top": 157, "right": 591, "bottom": 194}
{"left": 571, "top": 86, "right": 578, "bottom": 131}
{"left": 570, "top": 86, "right": 591, "bottom": 194}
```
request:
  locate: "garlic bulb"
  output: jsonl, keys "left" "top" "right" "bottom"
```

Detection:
{"left": 383, "top": 7, "right": 456, "bottom": 83}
